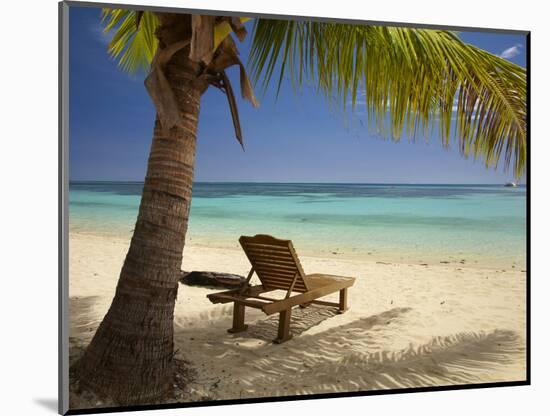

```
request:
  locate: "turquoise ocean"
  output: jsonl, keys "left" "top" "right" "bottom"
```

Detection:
{"left": 69, "top": 182, "right": 527, "bottom": 268}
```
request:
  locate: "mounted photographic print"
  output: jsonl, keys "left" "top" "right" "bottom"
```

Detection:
{"left": 59, "top": 1, "right": 529, "bottom": 414}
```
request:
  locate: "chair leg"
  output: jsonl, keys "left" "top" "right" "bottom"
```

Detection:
{"left": 274, "top": 308, "right": 293, "bottom": 343}
{"left": 338, "top": 288, "right": 349, "bottom": 313}
{"left": 227, "top": 302, "right": 248, "bottom": 333}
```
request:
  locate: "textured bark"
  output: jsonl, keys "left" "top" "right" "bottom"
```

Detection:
{"left": 77, "top": 16, "right": 209, "bottom": 404}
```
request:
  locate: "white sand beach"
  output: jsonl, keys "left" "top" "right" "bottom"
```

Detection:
{"left": 69, "top": 231, "right": 526, "bottom": 406}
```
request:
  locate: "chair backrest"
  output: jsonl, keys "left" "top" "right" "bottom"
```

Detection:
{"left": 239, "top": 234, "right": 309, "bottom": 293}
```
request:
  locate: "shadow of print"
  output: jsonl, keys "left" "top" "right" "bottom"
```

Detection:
{"left": 33, "top": 398, "right": 58, "bottom": 413}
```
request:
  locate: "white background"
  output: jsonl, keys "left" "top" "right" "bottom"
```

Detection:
{"left": 1, "top": 0, "right": 547, "bottom": 414}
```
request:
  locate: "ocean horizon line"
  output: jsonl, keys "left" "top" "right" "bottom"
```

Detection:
{"left": 69, "top": 180, "right": 524, "bottom": 187}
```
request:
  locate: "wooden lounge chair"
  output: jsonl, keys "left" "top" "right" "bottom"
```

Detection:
{"left": 207, "top": 234, "right": 356, "bottom": 343}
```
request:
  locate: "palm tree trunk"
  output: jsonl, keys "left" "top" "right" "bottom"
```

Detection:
{"left": 77, "top": 45, "right": 207, "bottom": 404}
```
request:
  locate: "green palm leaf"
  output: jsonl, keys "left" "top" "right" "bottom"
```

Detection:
{"left": 99, "top": 11, "right": 527, "bottom": 176}
{"left": 101, "top": 9, "right": 159, "bottom": 73}
{"left": 249, "top": 20, "right": 527, "bottom": 176}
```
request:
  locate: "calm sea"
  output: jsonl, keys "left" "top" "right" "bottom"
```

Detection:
{"left": 69, "top": 182, "right": 527, "bottom": 268}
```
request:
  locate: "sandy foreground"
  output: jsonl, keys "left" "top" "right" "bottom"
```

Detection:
{"left": 69, "top": 232, "right": 526, "bottom": 406}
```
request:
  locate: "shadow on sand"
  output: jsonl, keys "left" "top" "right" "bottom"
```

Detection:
{"left": 232, "top": 307, "right": 525, "bottom": 396}
{"left": 69, "top": 296, "right": 100, "bottom": 340}
{"left": 245, "top": 304, "right": 342, "bottom": 341}
{"left": 175, "top": 305, "right": 525, "bottom": 398}
{"left": 68, "top": 296, "right": 525, "bottom": 399}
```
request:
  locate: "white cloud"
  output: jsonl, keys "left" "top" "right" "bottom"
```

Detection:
{"left": 499, "top": 43, "right": 523, "bottom": 60}
{"left": 90, "top": 24, "right": 111, "bottom": 45}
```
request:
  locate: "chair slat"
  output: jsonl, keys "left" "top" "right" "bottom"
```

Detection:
{"left": 244, "top": 243, "right": 290, "bottom": 251}
{"left": 258, "top": 275, "right": 307, "bottom": 291}
{"left": 253, "top": 264, "right": 297, "bottom": 274}
{"left": 263, "top": 274, "right": 305, "bottom": 286}
{"left": 245, "top": 247, "right": 295, "bottom": 257}
{"left": 239, "top": 234, "right": 309, "bottom": 292}
{"left": 245, "top": 251, "right": 297, "bottom": 263}
{"left": 248, "top": 257, "right": 297, "bottom": 267}
{"left": 264, "top": 284, "right": 307, "bottom": 292}
{"left": 255, "top": 257, "right": 298, "bottom": 270}
{"left": 254, "top": 269, "right": 297, "bottom": 279}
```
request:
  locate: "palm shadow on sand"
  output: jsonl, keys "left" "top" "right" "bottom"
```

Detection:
{"left": 69, "top": 296, "right": 101, "bottom": 344}
{"left": 245, "top": 304, "right": 343, "bottom": 340}
{"left": 240, "top": 307, "right": 524, "bottom": 396}
{"left": 177, "top": 305, "right": 525, "bottom": 398}
{"left": 69, "top": 296, "right": 525, "bottom": 399}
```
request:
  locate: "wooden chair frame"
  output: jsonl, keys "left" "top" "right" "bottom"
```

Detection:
{"left": 207, "top": 235, "right": 355, "bottom": 343}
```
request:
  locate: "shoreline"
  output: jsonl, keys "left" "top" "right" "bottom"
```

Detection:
{"left": 68, "top": 228, "right": 526, "bottom": 271}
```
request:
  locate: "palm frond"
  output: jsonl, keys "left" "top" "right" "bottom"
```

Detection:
{"left": 100, "top": 11, "right": 252, "bottom": 74}
{"left": 102, "top": 10, "right": 256, "bottom": 147}
{"left": 101, "top": 9, "right": 159, "bottom": 73}
{"left": 249, "top": 20, "right": 527, "bottom": 176}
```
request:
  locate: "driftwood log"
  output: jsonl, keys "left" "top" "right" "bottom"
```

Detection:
{"left": 179, "top": 271, "right": 247, "bottom": 289}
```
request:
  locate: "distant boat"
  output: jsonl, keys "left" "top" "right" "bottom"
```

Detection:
{"left": 505, "top": 182, "right": 518, "bottom": 187}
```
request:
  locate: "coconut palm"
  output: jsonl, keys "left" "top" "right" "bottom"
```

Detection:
{"left": 76, "top": 9, "right": 527, "bottom": 404}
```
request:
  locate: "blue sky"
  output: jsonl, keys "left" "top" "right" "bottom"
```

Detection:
{"left": 69, "top": 6, "right": 527, "bottom": 184}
